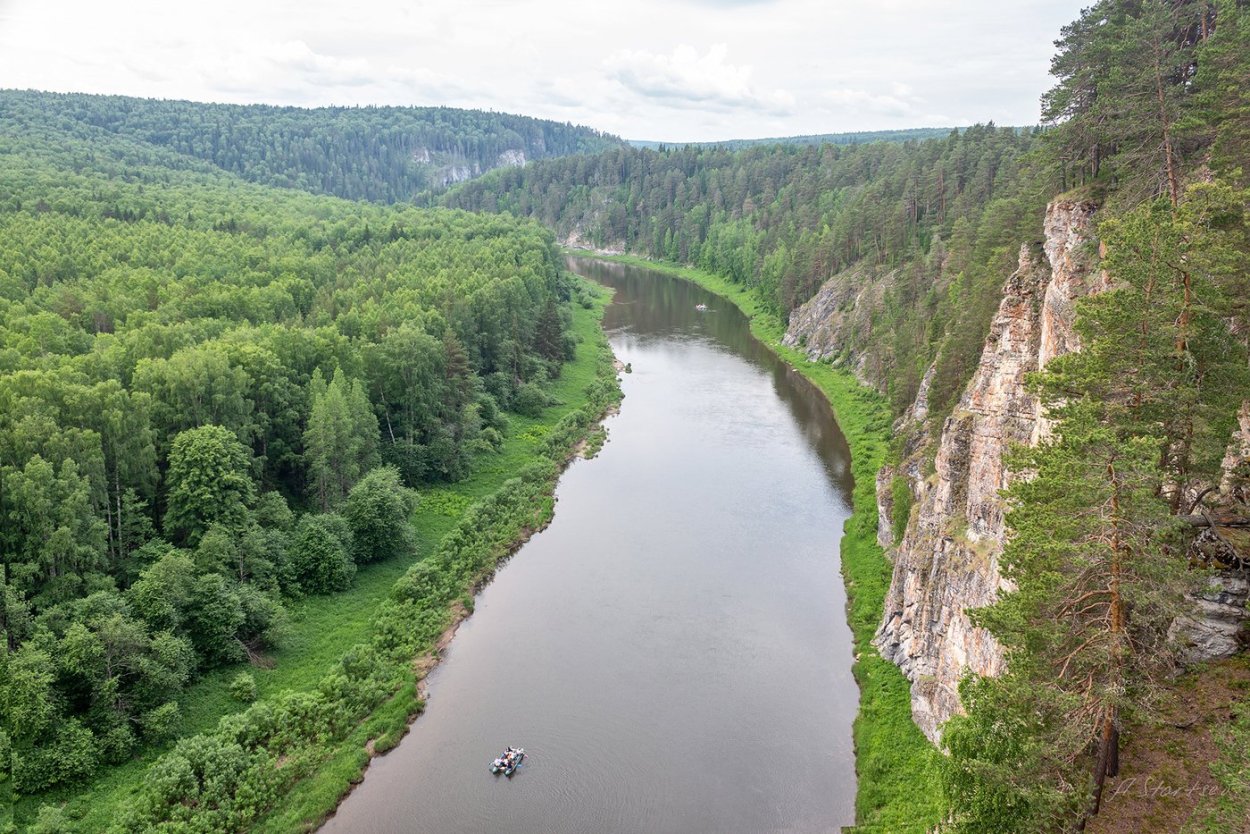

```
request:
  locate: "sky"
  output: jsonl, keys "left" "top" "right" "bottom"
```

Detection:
{"left": 0, "top": 0, "right": 1090, "bottom": 143}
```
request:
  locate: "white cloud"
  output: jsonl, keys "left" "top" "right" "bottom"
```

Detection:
{"left": 824, "top": 89, "right": 909, "bottom": 118}
{"left": 605, "top": 44, "right": 795, "bottom": 115}
{"left": 0, "top": 0, "right": 1092, "bottom": 141}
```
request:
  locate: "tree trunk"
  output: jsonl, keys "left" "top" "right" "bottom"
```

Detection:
{"left": 1090, "top": 707, "right": 1121, "bottom": 815}
{"left": 1091, "top": 459, "right": 1126, "bottom": 817}
{"left": 1154, "top": 42, "right": 1182, "bottom": 208}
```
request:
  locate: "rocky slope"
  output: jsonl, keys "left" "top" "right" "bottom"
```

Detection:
{"left": 871, "top": 200, "right": 1104, "bottom": 742}
{"left": 842, "top": 197, "right": 1249, "bottom": 744}
{"left": 781, "top": 267, "right": 894, "bottom": 387}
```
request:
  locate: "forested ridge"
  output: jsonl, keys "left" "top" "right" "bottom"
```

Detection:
{"left": 0, "top": 113, "right": 622, "bottom": 830}
{"left": 627, "top": 126, "right": 969, "bottom": 150}
{"left": 446, "top": 121, "right": 1053, "bottom": 430}
{"left": 0, "top": 90, "right": 624, "bottom": 203}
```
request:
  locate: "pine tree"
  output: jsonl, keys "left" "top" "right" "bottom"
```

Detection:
{"left": 304, "top": 368, "right": 380, "bottom": 510}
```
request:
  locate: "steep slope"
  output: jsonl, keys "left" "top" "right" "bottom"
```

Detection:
{"left": 870, "top": 200, "right": 1104, "bottom": 740}
{"left": 871, "top": 192, "right": 1250, "bottom": 745}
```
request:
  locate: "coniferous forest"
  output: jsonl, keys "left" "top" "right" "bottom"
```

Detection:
{"left": 0, "top": 90, "right": 623, "bottom": 203}
{"left": 1, "top": 0, "right": 1249, "bottom": 832}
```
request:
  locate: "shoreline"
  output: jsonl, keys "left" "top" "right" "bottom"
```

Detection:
{"left": 41, "top": 279, "right": 625, "bottom": 834}
{"left": 303, "top": 280, "right": 625, "bottom": 832}
{"left": 565, "top": 249, "right": 945, "bottom": 832}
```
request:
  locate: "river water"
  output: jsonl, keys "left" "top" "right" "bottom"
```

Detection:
{"left": 320, "top": 258, "right": 858, "bottom": 834}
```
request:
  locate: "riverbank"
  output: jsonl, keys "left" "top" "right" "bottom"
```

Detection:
{"left": 252, "top": 279, "right": 625, "bottom": 834}
{"left": 571, "top": 252, "right": 945, "bottom": 833}
{"left": 23, "top": 280, "right": 622, "bottom": 833}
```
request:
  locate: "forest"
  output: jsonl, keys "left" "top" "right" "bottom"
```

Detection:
{"left": 0, "top": 90, "right": 623, "bottom": 202}
{"left": 445, "top": 121, "right": 1050, "bottom": 433}
{"left": 0, "top": 0, "right": 1247, "bottom": 831}
{"left": 627, "top": 126, "right": 966, "bottom": 150}
{"left": 0, "top": 109, "right": 619, "bottom": 829}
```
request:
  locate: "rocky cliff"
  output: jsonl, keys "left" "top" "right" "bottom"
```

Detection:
{"left": 873, "top": 200, "right": 1102, "bottom": 742}
{"left": 781, "top": 267, "right": 895, "bottom": 387}
{"left": 865, "top": 197, "right": 1248, "bottom": 743}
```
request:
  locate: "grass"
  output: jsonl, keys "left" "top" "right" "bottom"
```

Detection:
{"left": 13, "top": 281, "right": 617, "bottom": 832}
{"left": 579, "top": 252, "right": 946, "bottom": 833}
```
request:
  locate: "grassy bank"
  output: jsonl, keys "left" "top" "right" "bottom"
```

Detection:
{"left": 21, "top": 281, "right": 621, "bottom": 833}
{"left": 578, "top": 252, "right": 945, "bottom": 832}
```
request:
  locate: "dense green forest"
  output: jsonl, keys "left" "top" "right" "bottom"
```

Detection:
{"left": 0, "top": 90, "right": 623, "bottom": 202}
{"left": 446, "top": 122, "right": 1051, "bottom": 427}
{"left": 0, "top": 111, "right": 617, "bottom": 828}
{"left": 0, "top": 0, "right": 1247, "bottom": 831}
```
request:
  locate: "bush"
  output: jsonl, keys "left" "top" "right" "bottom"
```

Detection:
{"left": 511, "top": 382, "right": 549, "bottom": 417}
{"left": 344, "top": 467, "right": 416, "bottom": 565}
{"left": 290, "top": 513, "right": 356, "bottom": 594}
{"left": 140, "top": 701, "right": 182, "bottom": 744}
{"left": 230, "top": 672, "right": 259, "bottom": 703}
{"left": 30, "top": 805, "right": 71, "bottom": 834}
{"left": 12, "top": 720, "right": 99, "bottom": 793}
{"left": 100, "top": 723, "right": 136, "bottom": 764}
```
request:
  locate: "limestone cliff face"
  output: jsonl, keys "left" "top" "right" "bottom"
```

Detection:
{"left": 781, "top": 267, "right": 894, "bottom": 386}
{"left": 497, "top": 149, "right": 527, "bottom": 167}
{"left": 411, "top": 147, "right": 526, "bottom": 187}
{"left": 874, "top": 200, "right": 1101, "bottom": 743}
{"left": 558, "top": 229, "right": 625, "bottom": 256}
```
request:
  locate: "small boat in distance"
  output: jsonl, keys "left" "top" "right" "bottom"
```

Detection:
{"left": 695, "top": 303, "right": 708, "bottom": 312}
{"left": 490, "top": 746, "right": 526, "bottom": 777}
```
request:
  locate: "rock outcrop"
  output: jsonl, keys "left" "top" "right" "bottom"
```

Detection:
{"left": 782, "top": 267, "right": 894, "bottom": 386}
{"left": 1220, "top": 401, "right": 1250, "bottom": 502}
{"left": 1171, "top": 575, "right": 1250, "bottom": 663}
{"left": 873, "top": 197, "right": 1249, "bottom": 743}
{"left": 497, "top": 149, "right": 527, "bottom": 167}
{"left": 559, "top": 229, "right": 625, "bottom": 256}
{"left": 874, "top": 200, "right": 1100, "bottom": 743}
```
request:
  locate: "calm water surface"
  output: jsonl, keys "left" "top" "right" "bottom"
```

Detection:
{"left": 321, "top": 259, "right": 858, "bottom": 834}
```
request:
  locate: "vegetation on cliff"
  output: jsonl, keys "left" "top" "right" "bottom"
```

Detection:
{"left": 941, "top": 1, "right": 1250, "bottom": 831}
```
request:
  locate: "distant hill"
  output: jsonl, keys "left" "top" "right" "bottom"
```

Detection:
{"left": 628, "top": 127, "right": 1000, "bottom": 150}
{"left": 0, "top": 89, "right": 624, "bottom": 202}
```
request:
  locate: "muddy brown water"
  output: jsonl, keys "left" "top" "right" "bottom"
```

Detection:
{"left": 320, "top": 258, "right": 858, "bottom": 834}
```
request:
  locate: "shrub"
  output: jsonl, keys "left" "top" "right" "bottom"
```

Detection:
{"left": 511, "top": 382, "right": 548, "bottom": 417}
{"left": 290, "top": 513, "right": 356, "bottom": 594}
{"left": 140, "top": 701, "right": 182, "bottom": 744}
{"left": 344, "top": 467, "right": 416, "bottom": 565}
{"left": 12, "top": 719, "right": 99, "bottom": 793}
{"left": 230, "top": 672, "right": 258, "bottom": 703}
{"left": 100, "top": 723, "right": 136, "bottom": 764}
{"left": 30, "top": 805, "right": 71, "bottom": 834}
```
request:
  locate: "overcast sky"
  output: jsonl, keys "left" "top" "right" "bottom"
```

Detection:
{"left": 0, "top": 0, "right": 1088, "bottom": 142}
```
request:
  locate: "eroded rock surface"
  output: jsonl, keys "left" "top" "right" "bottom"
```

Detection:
{"left": 782, "top": 268, "right": 893, "bottom": 386}
{"left": 874, "top": 200, "right": 1100, "bottom": 743}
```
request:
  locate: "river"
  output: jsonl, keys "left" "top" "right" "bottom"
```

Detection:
{"left": 320, "top": 258, "right": 859, "bottom": 834}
